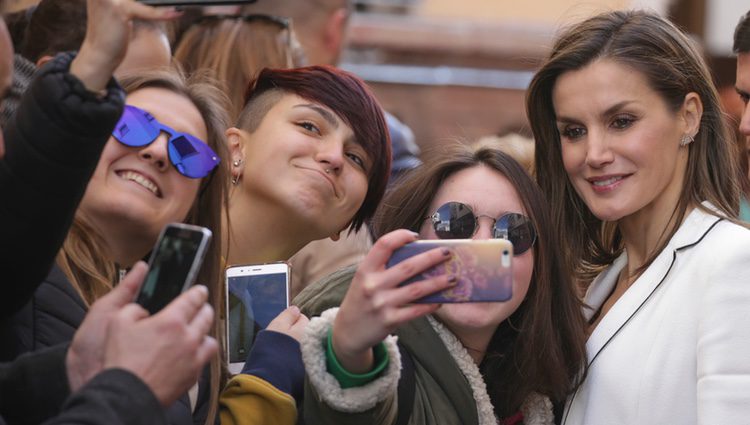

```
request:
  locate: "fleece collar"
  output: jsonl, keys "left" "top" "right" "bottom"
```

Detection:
{"left": 426, "top": 316, "right": 554, "bottom": 425}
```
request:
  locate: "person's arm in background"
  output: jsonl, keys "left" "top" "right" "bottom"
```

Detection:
{"left": 300, "top": 230, "right": 453, "bottom": 425}
{"left": 0, "top": 262, "right": 218, "bottom": 425}
{"left": 0, "top": 0, "right": 179, "bottom": 318}
{"left": 0, "top": 346, "right": 164, "bottom": 425}
{"left": 219, "top": 306, "right": 308, "bottom": 425}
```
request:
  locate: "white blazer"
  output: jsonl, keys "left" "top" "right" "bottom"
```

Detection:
{"left": 563, "top": 206, "right": 750, "bottom": 425}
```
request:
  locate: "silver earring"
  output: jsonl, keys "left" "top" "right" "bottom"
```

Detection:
{"left": 325, "top": 168, "right": 331, "bottom": 174}
{"left": 232, "top": 175, "right": 240, "bottom": 185}
{"left": 233, "top": 159, "right": 243, "bottom": 167}
{"left": 680, "top": 134, "right": 694, "bottom": 146}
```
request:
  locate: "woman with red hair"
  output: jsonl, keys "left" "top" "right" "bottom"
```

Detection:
{"left": 219, "top": 65, "right": 392, "bottom": 425}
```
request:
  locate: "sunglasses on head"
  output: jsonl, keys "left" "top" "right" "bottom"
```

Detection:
{"left": 195, "top": 14, "right": 290, "bottom": 29}
{"left": 112, "top": 105, "right": 220, "bottom": 179}
{"left": 427, "top": 201, "right": 537, "bottom": 255}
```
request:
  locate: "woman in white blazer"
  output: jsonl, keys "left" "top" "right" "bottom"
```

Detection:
{"left": 527, "top": 10, "right": 750, "bottom": 425}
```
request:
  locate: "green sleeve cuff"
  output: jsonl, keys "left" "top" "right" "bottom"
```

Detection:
{"left": 325, "top": 329, "right": 389, "bottom": 389}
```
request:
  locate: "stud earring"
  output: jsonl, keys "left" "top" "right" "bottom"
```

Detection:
{"left": 680, "top": 134, "right": 694, "bottom": 146}
{"left": 233, "top": 159, "right": 243, "bottom": 167}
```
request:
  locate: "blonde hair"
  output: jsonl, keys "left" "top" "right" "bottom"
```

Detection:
{"left": 57, "top": 67, "right": 230, "bottom": 424}
{"left": 473, "top": 133, "right": 535, "bottom": 177}
{"left": 174, "top": 15, "right": 299, "bottom": 122}
{"left": 56, "top": 216, "right": 117, "bottom": 304}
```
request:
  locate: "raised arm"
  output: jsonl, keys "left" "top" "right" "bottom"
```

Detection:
{"left": 0, "top": 0, "right": 179, "bottom": 317}
{"left": 301, "top": 229, "right": 454, "bottom": 424}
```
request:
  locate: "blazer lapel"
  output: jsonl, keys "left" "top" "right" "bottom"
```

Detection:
{"left": 584, "top": 206, "right": 723, "bottom": 366}
{"left": 585, "top": 247, "right": 676, "bottom": 364}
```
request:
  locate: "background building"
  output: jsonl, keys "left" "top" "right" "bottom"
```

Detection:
{"left": 341, "top": 0, "right": 746, "bottom": 152}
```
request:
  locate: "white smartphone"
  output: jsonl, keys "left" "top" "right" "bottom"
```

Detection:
{"left": 225, "top": 262, "right": 291, "bottom": 375}
{"left": 135, "top": 223, "right": 212, "bottom": 315}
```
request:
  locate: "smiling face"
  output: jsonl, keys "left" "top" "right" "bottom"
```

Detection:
{"left": 231, "top": 93, "right": 369, "bottom": 239}
{"left": 78, "top": 87, "right": 206, "bottom": 253}
{"left": 418, "top": 165, "right": 534, "bottom": 340}
{"left": 553, "top": 59, "right": 695, "bottom": 223}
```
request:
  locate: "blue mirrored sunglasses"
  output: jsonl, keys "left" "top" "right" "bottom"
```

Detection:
{"left": 112, "top": 105, "right": 220, "bottom": 179}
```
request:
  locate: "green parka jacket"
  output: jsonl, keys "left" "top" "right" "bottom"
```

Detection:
{"left": 294, "top": 266, "right": 554, "bottom": 425}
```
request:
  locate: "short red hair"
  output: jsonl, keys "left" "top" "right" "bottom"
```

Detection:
{"left": 239, "top": 65, "right": 391, "bottom": 231}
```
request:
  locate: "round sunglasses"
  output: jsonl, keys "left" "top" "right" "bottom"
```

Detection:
{"left": 112, "top": 105, "right": 220, "bottom": 179}
{"left": 427, "top": 201, "right": 537, "bottom": 255}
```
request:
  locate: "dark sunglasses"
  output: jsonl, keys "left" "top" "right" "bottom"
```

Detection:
{"left": 427, "top": 201, "right": 537, "bottom": 255}
{"left": 112, "top": 105, "right": 220, "bottom": 179}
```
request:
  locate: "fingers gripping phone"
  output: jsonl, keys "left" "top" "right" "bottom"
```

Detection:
{"left": 138, "top": 0, "right": 256, "bottom": 5}
{"left": 226, "top": 262, "right": 290, "bottom": 375}
{"left": 386, "top": 239, "right": 513, "bottom": 303}
{"left": 135, "top": 223, "right": 212, "bottom": 315}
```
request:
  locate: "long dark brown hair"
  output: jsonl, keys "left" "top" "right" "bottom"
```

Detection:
{"left": 56, "top": 68, "right": 230, "bottom": 425}
{"left": 527, "top": 10, "right": 742, "bottom": 283}
{"left": 372, "top": 143, "right": 587, "bottom": 417}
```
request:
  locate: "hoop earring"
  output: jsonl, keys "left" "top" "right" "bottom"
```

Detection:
{"left": 231, "top": 158, "right": 244, "bottom": 185}
{"left": 680, "top": 134, "right": 694, "bottom": 147}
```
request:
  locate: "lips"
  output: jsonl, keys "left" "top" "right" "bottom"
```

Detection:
{"left": 296, "top": 165, "right": 339, "bottom": 197}
{"left": 116, "top": 170, "right": 162, "bottom": 197}
{"left": 586, "top": 174, "right": 631, "bottom": 192}
{"left": 591, "top": 176, "right": 622, "bottom": 186}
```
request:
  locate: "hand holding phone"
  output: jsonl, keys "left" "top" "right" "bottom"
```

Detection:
{"left": 266, "top": 306, "right": 309, "bottom": 343}
{"left": 71, "top": 261, "right": 217, "bottom": 406}
{"left": 68, "top": 262, "right": 150, "bottom": 393}
{"left": 387, "top": 239, "right": 513, "bottom": 303}
{"left": 226, "top": 262, "right": 290, "bottom": 374}
{"left": 138, "top": 0, "right": 256, "bottom": 5}
{"left": 108, "top": 284, "right": 217, "bottom": 407}
{"left": 135, "top": 223, "right": 212, "bottom": 315}
{"left": 331, "top": 230, "right": 455, "bottom": 374}
{"left": 70, "top": 0, "right": 180, "bottom": 93}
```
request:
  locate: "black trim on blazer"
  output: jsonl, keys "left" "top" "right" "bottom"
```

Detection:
{"left": 562, "top": 217, "right": 723, "bottom": 425}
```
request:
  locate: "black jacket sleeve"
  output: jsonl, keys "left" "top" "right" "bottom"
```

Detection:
{"left": 0, "top": 52, "right": 125, "bottom": 318}
{"left": 43, "top": 369, "right": 167, "bottom": 425}
{"left": 0, "top": 345, "right": 71, "bottom": 424}
{"left": 0, "top": 344, "right": 166, "bottom": 425}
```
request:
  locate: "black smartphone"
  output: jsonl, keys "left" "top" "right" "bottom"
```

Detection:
{"left": 138, "top": 0, "right": 256, "bottom": 5}
{"left": 135, "top": 223, "right": 213, "bottom": 315}
{"left": 225, "top": 262, "right": 290, "bottom": 374}
{"left": 386, "top": 239, "right": 513, "bottom": 303}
